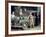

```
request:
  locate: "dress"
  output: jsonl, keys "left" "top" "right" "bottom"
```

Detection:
{"left": 28, "top": 15, "right": 35, "bottom": 27}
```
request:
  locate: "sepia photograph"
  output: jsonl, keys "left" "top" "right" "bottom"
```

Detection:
{"left": 7, "top": 2, "right": 45, "bottom": 35}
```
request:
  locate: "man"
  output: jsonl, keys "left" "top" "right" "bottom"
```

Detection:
{"left": 11, "top": 11, "right": 15, "bottom": 25}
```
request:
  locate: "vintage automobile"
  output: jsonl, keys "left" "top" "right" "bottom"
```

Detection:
{"left": 11, "top": 15, "right": 29, "bottom": 30}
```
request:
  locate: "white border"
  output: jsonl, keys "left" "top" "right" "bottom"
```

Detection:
{"left": 8, "top": 3, "right": 43, "bottom": 34}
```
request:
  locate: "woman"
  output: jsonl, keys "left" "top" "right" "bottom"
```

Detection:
{"left": 28, "top": 13, "right": 35, "bottom": 28}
